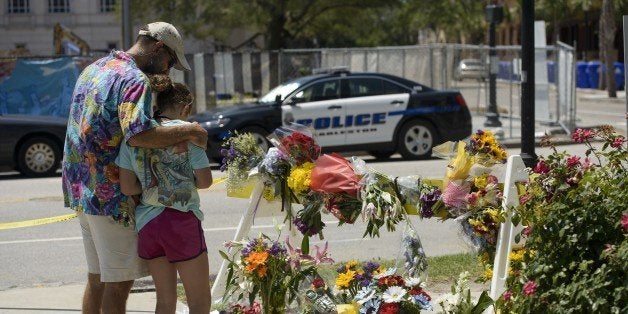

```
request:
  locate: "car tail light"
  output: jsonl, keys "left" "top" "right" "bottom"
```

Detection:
{"left": 455, "top": 94, "right": 467, "bottom": 107}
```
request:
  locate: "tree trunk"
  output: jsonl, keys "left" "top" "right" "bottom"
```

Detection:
{"left": 599, "top": 0, "right": 617, "bottom": 97}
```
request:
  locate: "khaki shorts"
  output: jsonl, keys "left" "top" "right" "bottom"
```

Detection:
{"left": 79, "top": 212, "right": 149, "bottom": 282}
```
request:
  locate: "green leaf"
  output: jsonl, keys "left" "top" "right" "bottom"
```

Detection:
{"left": 471, "top": 291, "right": 494, "bottom": 314}
{"left": 301, "top": 235, "right": 310, "bottom": 255}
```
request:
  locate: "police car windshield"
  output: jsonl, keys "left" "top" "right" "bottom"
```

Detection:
{"left": 258, "top": 79, "right": 306, "bottom": 104}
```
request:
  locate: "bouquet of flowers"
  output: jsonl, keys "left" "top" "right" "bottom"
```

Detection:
{"left": 334, "top": 264, "right": 433, "bottom": 313}
{"left": 219, "top": 233, "right": 334, "bottom": 313}
{"left": 220, "top": 132, "right": 266, "bottom": 195}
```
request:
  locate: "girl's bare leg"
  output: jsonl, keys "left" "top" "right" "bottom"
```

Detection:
{"left": 176, "top": 252, "right": 211, "bottom": 314}
{"left": 148, "top": 257, "right": 178, "bottom": 314}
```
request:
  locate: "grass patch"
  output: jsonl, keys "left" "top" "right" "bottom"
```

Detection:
{"left": 177, "top": 252, "right": 482, "bottom": 304}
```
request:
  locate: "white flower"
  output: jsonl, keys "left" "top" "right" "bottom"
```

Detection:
{"left": 362, "top": 202, "right": 377, "bottom": 220}
{"left": 404, "top": 277, "right": 426, "bottom": 289}
{"left": 382, "top": 286, "right": 407, "bottom": 303}
{"left": 354, "top": 286, "right": 376, "bottom": 305}
{"left": 373, "top": 267, "right": 396, "bottom": 279}
{"left": 238, "top": 279, "right": 253, "bottom": 292}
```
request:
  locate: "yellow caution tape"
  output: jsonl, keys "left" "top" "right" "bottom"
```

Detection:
{"left": 0, "top": 213, "right": 77, "bottom": 230}
{"left": 0, "top": 177, "right": 228, "bottom": 230}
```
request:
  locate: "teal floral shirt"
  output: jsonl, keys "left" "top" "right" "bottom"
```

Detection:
{"left": 62, "top": 51, "right": 158, "bottom": 223}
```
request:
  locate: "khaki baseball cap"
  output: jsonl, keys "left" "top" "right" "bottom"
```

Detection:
{"left": 138, "top": 22, "right": 191, "bottom": 71}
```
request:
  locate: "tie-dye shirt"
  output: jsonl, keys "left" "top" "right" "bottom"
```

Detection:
{"left": 62, "top": 50, "right": 158, "bottom": 224}
{"left": 116, "top": 119, "right": 210, "bottom": 232}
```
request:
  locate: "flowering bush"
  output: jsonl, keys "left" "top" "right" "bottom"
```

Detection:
{"left": 498, "top": 127, "right": 627, "bottom": 313}
{"left": 219, "top": 233, "right": 334, "bottom": 313}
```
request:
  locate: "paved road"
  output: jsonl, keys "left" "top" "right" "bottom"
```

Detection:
{"left": 0, "top": 143, "right": 603, "bottom": 291}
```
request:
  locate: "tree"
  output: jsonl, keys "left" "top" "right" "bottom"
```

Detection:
{"left": 599, "top": 0, "right": 617, "bottom": 97}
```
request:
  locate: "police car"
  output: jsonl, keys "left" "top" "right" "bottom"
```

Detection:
{"left": 189, "top": 69, "right": 472, "bottom": 162}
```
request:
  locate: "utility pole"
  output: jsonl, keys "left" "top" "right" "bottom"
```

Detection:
{"left": 122, "top": 0, "right": 132, "bottom": 50}
{"left": 484, "top": 4, "right": 503, "bottom": 127}
{"left": 520, "top": 0, "right": 537, "bottom": 167}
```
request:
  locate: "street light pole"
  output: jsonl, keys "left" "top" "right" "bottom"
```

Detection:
{"left": 484, "top": 4, "right": 503, "bottom": 127}
{"left": 520, "top": 0, "right": 537, "bottom": 167}
{"left": 122, "top": 0, "right": 132, "bottom": 50}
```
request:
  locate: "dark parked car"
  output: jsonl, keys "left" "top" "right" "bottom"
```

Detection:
{"left": 189, "top": 69, "right": 472, "bottom": 161}
{"left": 0, "top": 114, "right": 67, "bottom": 177}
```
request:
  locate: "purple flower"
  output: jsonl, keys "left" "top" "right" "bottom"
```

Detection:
{"left": 268, "top": 241, "right": 286, "bottom": 256}
{"left": 420, "top": 188, "right": 441, "bottom": 218}
{"left": 95, "top": 182, "right": 115, "bottom": 200}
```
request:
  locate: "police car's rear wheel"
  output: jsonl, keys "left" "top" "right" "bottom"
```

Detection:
{"left": 397, "top": 120, "right": 438, "bottom": 160}
{"left": 241, "top": 126, "right": 270, "bottom": 152}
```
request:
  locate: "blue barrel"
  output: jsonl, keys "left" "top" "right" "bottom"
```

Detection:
{"left": 547, "top": 61, "right": 556, "bottom": 83}
{"left": 576, "top": 61, "right": 589, "bottom": 88}
{"left": 498, "top": 61, "right": 510, "bottom": 80}
{"left": 587, "top": 61, "right": 602, "bottom": 89}
{"left": 614, "top": 62, "right": 625, "bottom": 90}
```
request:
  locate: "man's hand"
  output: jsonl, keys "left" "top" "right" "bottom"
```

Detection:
{"left": 187, "top": 122, "right": 208, "bottom": 149}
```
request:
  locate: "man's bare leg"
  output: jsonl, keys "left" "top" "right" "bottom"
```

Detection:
{"left": 101, "top": 280, "right": 135, "bottom": 314}
{"left": 83, "top": 273, "right": 105, "bottom": 314}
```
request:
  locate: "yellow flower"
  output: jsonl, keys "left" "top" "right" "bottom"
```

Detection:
{"left": 336, "top": 270, "right": 356, "bottom": 289}
{"left": 262, "top": 187, "right": 275, "bottom": 201}
{"left": 509, "top": 250, "right": 524, "bottom": 262}
{"left": 474, "top": 174, "right": 489, "bottom": 189}
{"left": 486, "top": 208, "right": 500, "bottom": 222}
{"left": 346, "top": 260, "right": 359, "bottom": 269}
{"left": 447, "top": 141, "right": 474, "bottom": 182}
{"left": 483, "top": 268, "right": 493, "bottom": 282}
{"left": 479, "top": 252, "right": 491, "bottom": 265}
{"left": 287, "top": 162, "right": 314, "bottom": 195}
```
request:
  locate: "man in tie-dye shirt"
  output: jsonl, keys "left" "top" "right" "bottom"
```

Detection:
{"left": 62, "top": 22, "right": 207, "bottom": 313}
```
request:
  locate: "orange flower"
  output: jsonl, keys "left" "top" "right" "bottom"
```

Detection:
{"left": 256, "top": 265, "right": 267, "bottom": 278}
{"left": 247, "top": 251, "right": 269, "bottom": 267}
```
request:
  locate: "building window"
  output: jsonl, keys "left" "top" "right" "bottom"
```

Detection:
{"left": 48, "top": 0, "right": 69, "bottom": 13}
{"left": 100, "top": 0, "right": 115, "bottom": 12}
{"left": 7, "top": 0, "right": 30, "bottom": 13}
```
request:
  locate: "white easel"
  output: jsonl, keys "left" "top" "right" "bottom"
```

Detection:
{"left": 211, "top": 180, "right": 265, "bottom": 297}
{"left": 488, "top": 155, "right": 528, "bottom": 301}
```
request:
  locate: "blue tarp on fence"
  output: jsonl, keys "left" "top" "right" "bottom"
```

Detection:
{"left": 0, "top": 57, "right": 78, "bottom": 117}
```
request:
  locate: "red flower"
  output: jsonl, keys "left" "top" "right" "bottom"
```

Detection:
{"left": 621, "top": 213, "right": 628, "bottom": 232}
{"left": 379, "top": 302, "right": 399, "bottom": 314}
{"left": 571, "top": 128, "right": 594, "bottom": 143}
{"left": 502, "top": 290, "right": 513, "bottom": 301}
{"left": 565, "top": 155, "right": 580, "bottom": 168}
{"left": 522, "top": 280, "right": 538, "bottom": 296}
{"left": 533, "top": 160, "right": 550, "bottom": 174}
{"left": 522, "top": 226, "right": 532, "bottom": 237}
{"left": 312, "top": 276, "right": 325, "bottom": 289}
{"left": 377, "top": 275, "right": 405, "bottom": 288}
{"left": 611, "top": 136, "right": 625, "bottom": 148}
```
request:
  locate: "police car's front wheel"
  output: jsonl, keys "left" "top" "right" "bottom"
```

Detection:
{"left": 397, "top": 120, "right": 438, "bottom": 160}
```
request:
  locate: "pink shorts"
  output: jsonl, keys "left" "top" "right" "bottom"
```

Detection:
{"left": 138, "top": 207, "right": 207, "bottom": 263}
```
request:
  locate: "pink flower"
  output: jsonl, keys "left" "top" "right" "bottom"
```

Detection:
{"left": 533, "top": 160, "right": 550, "bottom": 174}
{"left": 443, "top": 181, "right": 471, "bottom": 209}
{"left": 486, "top": 175, "right": 499, "bottom": 184}
{"left": 465, "top": 192, "right": 479, "bottom": 206}
{"left": 522, "top": 280, "right": 538, "bottom": 296}
{"left": 502, "top": 290, "right": 513, "bottom": 301}
{"left": 566, "top": 155, "right": 580, "bottom": 168}
{"left": 581, "top": 157, "right": 593, "bottom": 171}
{"left": 571, "top": 128, "right": 594, "bottom": 143}
{"left": 311, "top": 242, "right": 334, "bottom": 265}
{"left": 522, "top": 226, "right": 532, "bottom": 237}
{"left": 519, "top": 194, "right": 531, "bottom": 205}
{"left": 621, "top": 213, "right": 628, "bottom": 232}
{"left": 611, "top": 136, "right": 625, "bottom": 148}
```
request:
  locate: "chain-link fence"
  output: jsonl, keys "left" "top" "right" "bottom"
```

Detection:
{"left": 1, "top": 43, "right": 576, "bottom": 137}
